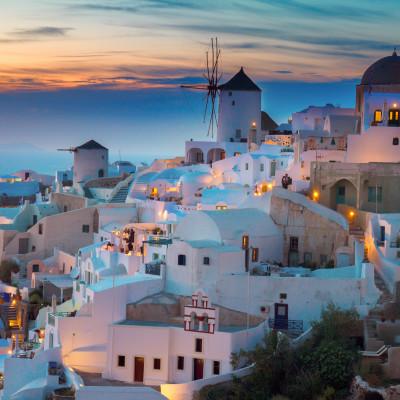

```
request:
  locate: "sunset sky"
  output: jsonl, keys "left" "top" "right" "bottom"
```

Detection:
{"left": 0, "top": 0, "right": 399, "bottom": 161}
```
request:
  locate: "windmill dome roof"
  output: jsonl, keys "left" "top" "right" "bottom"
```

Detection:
{"left": 219, "top": 67, "right": 261, "bottom": 92}
{"left": 361, "top": 51, "right": 400, "bottom": 85}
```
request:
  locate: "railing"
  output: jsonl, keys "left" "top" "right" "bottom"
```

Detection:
{"left": 268, "top": 319, "right": 303, "bottom": 332}
{"left": 377, "top": 240, "right": 385, "bottom": 247}
{"left": 390, "top": 242, "right": 400, "bottom": 248}
{"left": 145, "top": 263, "right": 161, "bottom": 276}
{"left": 48, "top": 313, "right": 55, "bottom": 326}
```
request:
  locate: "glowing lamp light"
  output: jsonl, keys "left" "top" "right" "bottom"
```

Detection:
{"left": 350, "top": 211, "right": 354, "bottom": 217}
{"left": 313, "top": 191, "right": 319, "bottom": 198}
{"left": 12, "top": 300, "right": 16, "bottom": 305}
{"left": 268, "top": 184, "right": 272, "bottom": 189}
{"left": 8, "top": 351, "right": 11, "bottom": 354}
{"left": 252, "top": 122, "right": 256, "bottom": 127}
{"left": 394, "top": 104, "right": 398, "bottom": 108}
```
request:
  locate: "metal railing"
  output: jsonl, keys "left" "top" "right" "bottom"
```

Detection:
{"left": 145, "top": 263, "right": 161, "bottom": 276}
{"left": 268, "top": 319, "right": 303, "bottom": 332}
{"left": 48, "top": 313, "right": 55, "bottom": 326}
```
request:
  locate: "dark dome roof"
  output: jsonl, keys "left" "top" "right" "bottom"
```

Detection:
{"left": 361, "top": 51, "right": 400, "bottom": 85}
{"left": 219, "top": 67, "right": 261, "bottom": 91}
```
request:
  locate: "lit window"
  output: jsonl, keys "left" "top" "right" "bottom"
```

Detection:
{"left": 374, "top": 110, "right": 382, "bottom": 122}
{"left": 177, "top": 356, "right": 184, "bottom": 370}
{"left": 151, "top": 187, "right": 157, "bottom": 196}
{"left": 178, "top": 254, "right": 186, "bottom": 266}
{"left": 82, "top": 225, "right": 89, "bottom": 233}
{"left": 216, "top": 206, "right": 227, "bottom": 210}
{"left": 117, "top": 355, "right": 126, "bottom": 367}
{"left": 153, "top": 358, "right": 161, "bottom": 370}
{"left": 252, "top": 248, "right": 259, "bottom": 262}
{"left": 213, "top": 361, "right": 221, "bottom": 375}
{"left": 203, "top": 257, "right": 210, "bottom": 265}
{"left": 234, "top": 152, "right": 241, "bottom": 156}
{"left": 242, "top": 236, "right": 249, "bottom": 250}
{"left": 195, "top": 338, "right": 203, "bottom": 353}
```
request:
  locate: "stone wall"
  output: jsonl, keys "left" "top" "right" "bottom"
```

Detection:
{"left": 269, "top": 194, "right": 348, "bottom": 267}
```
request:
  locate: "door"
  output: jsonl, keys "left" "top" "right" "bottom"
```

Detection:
{"left": 193, "top": 358, "right": 204, "bottom": 380}
{"left": 380, "top": 226, "right": 385, "bottom": 243}
{"left": 33, "top": 215, "right": 37, "bottom": 225}
{"left": 336, "top": 185, "right": 345, "bottom": 204}
{"left": 270, "top": 161, "right": 276, "bottom": 177}
{"left": 134, "top": 357, "right": 144, "bottom": 382}
{"left": 18, "top": 238, "right": 29, "bottom": 254}
{"left": 274, "top": 304, "right": 288, "bottom": 329}
{"left": 288, "top": 237, "right": 299, "bottom": 266}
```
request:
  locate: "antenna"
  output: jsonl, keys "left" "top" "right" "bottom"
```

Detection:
{"left": 181, "top": 38, "right": 222, "bottom": 137}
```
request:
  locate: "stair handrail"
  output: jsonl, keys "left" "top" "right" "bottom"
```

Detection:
{"left": 107, "top": 173, "right": 136, "bottom": 202}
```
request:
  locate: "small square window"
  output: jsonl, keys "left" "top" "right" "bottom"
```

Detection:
{"left": 232, "top": 101, "right": 235, "bottom": 106}
{"left": 117, "top": 355, "right": 125, "bottom": 367}
{"left": 178, "top": 254, "right": 186, "bottom": 266}
{"left": 280, "top": 293, "right": 287, "bottom": 300}
{"left": 82, "top": 225, "right": 89, "bottom": 233}
{"left": 31, "top": 246, "right": 36, "bottom": 252}
{"left": 213, "top": 360, "right": 221, "bottom": 375}
{"left": 245, "top": 163, "right": 249, "bottom": 170}
{"left": 153, "top": 358, "right": 161, "bottom": 370}
{"left": 195, "top": 338, "right": 203, "bottom": 353}
{"left": 393, "top": 137, "right": 399, "bottom": 145}
{"left": 177, "top": 356, "right": 184, "bottom": 370}
{"left": 203, "top": 257, "right": 210, "bottom": 265}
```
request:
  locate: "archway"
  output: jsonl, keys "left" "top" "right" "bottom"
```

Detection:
{"left": 98, "top": 169, "right": 104, "bottom": 178}
{"left": 206, "top": 148, "right": 225, "bottom": 164}
{"left": 329, "top": 179, "right": 357, "bottom": 210}
{"left": 187, "top": 148, "right": 204, "bottom": 164}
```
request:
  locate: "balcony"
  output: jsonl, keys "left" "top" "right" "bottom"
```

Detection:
{"left": 268, "top": 319, "right": 303, "bottom": 333}
{"left": 144, "top": 261, "right": 165, "bottom": 276}
{"left": 143, "top": 235, "right": 172, "bottom": 247}
{"left": 48, "top": 311, "right": 77, "bottom": 326}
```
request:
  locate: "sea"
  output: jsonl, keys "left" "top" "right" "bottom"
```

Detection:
{"left": 0, "top": 150, "right": 167, "bottom": 176}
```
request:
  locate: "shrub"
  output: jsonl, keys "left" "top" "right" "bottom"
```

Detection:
{"left": 325, "top": 260, "right": 334, "bottom": 269}
{"left": 29, "top": 294, "right": 42, "bottom": 304}
{"left": 356, "top": 360, "right": 386, "bottom": 387}
{"left": 0, "top": 260, "right": 19, "bottom": 285}
{"left": 198, "top": 384, "right": 231, "bottom": 400}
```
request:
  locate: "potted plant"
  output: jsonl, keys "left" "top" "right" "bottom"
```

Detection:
{"left": 380, "top": 311, "right": 386, "bottom": 322}
{"left": 15, "top": 289, "right": 22, "bottom": 301}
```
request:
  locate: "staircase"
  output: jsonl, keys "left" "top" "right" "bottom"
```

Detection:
{"left": 349, "top": 225, "right": 370, "bottom": 262}
{"left": 364, "top": 274, "right": 394, "bottom": 351}
{"left": 129, "top": 172, "right": 158, "bottom": 201}
{"left": 1, "top": 304, "right": 19, "bottom": 331}
{"left": 109, "top": 185, "right": 130, "bottom": 203}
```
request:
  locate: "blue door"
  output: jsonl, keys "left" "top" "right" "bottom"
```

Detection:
{"left": 336, "top": 186, "right": 345, "bottom": 204}
{"left": 274, "top": 304, "right": 288, "bottom": 329}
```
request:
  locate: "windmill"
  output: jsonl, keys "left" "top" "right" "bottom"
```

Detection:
{"left": 181, "top": 38, "right": 222, "bottom": 138}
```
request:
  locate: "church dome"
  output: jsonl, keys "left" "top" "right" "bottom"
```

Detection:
{"left": 361, "top": 51, "right": 400, "bottom": 85}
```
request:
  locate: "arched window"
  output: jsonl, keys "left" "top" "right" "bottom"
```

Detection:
{"left": 98, "top": 169, "right": 104, "bottom": 178}
{"left": 374, "top": 110, "right": 382, "bottom": 122}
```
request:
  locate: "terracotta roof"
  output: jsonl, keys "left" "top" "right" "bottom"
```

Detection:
{"left": 219, "top": 67, "right": 261, "bottom": 92}
{"left": 261, "top": 111, "right": 278, "bottom": 131}
{"left": 361, "top": 51, "right": 400, "bottom": 85}
{"left": 75, "top": 140, "right": 108, "bottom": 150}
